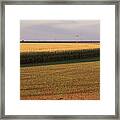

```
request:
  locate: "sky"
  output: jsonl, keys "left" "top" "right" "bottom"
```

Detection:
{"left": 20, "top": 20, "right": 100, "bottom": 41}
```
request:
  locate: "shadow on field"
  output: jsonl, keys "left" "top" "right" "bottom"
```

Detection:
{"left": 21, "top": 57, "right": 100, "bottom": 67}
{"left": 20, "top": 48, "right": 100, "bottom": 67}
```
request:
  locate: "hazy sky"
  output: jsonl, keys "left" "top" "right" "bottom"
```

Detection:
{"left": 20, "top": 20, "right": 100, "bottom": 41}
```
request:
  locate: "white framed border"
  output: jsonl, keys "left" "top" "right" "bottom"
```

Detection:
{"left": 0, "top": 0, "right": 118, "bottom": 118}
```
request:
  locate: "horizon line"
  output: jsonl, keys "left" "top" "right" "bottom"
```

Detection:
{"left": 20, "top": 40, "right": 100, "bottom": 43}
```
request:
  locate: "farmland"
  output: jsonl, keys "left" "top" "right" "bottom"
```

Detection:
{"left": 20, "top": 43, "right": 100, "bottom": 66}
{"left": 20, "top": 43, "right": 100, "bottom": 100}
{"left": 20, "top": 61, "right": 100, "bottom": 100}
{"left": 20, "top": 43, "right": 100, "bottom": 53}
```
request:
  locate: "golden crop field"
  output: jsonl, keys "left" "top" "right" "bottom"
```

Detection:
{"left": 20, "top": 43, "right": 100, "bottom": 100}
{"left": 20, "top": 61, "right": 100, "bottom": 100}
{"left": 20, "top": 43, "right": 100, "bottom": 53}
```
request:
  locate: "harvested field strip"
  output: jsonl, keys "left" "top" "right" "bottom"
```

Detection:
{"left": 20, "top": 61, "right": 100, "bottom": 100}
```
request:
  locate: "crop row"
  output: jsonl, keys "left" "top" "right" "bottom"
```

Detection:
{"left": 20, "top": 48, "right": 100, "bottom": 65}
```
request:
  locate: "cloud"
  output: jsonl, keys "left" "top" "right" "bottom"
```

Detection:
{"left": 20, "top": 20, "right": 100, "bottom": 41}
